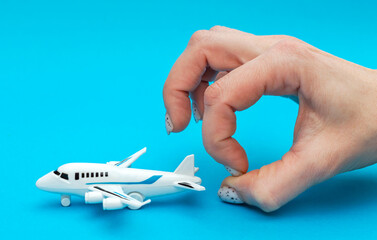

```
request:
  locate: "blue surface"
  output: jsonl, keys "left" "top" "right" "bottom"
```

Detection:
{"left": 1, "top": 0, "right": 377, "bottom": 239}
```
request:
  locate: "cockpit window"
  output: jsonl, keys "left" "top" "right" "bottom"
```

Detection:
{"left": 61, "top": 173, "right": 69, "bottom": 180}
{"left": 53, "top": 170, "right": 60, "bottom": 176}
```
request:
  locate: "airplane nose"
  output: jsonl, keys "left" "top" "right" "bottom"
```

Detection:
{"left": 36, "top": 176, "right": 45, "bottom": 189}
{"left": 36, "top": 174, "right": 50, "bottom": 190}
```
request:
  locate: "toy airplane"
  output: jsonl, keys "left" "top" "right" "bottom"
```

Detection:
{"left": 36, "top": 147, "right": 205, "bottom": 210}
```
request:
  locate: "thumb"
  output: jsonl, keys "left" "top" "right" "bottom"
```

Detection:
{"left": 218, "top": 150, "right": 321, "bottom": 212}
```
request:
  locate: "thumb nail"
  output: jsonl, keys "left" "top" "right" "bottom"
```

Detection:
{"left": 218, "top": 186, "right": 244, "bottom": 204}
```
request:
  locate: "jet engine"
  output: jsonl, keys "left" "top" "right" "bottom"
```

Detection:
{"left": 85, "top": 192, "right": 103, "bottom": 204}
{"left": 103, "top": 198, "right": 125, "bottom": 210}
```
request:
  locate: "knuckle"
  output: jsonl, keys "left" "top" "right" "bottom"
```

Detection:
{"left": 268, "top": 38, "right": 314, "bottom": 71}
{"left": 202, "top": 132, "right": 229, "bottom": 163}
{"left": 250, "top": 179, "right": 281, "bottom": 212}
{"left": 209, "top": 25, "right": 226, "bottom": 31}
{"left": 162, "top": 83, "right": 176, "bottom": 101}
{"left": 256, "top": 193, "right": 281, "bottom": 212}
{"left": 202, "top": 136, "right": 229, "bottom": 165}
{"left": 276, "top": 35, "right": 297, "bottom": 42}
{"left": 189, "top": 30, "right": 210, "bottom": 46}
{"left": 272, "top": 38, "right": 308, "bottom": 57}
{"left": 203, "top": 83, "right": 223, "bottom": 106}
{"left": 162, "top": 84, "right": 169, "bottom": 97}
{"left": 203, "top": 137, "right": 218, "bottom": 158}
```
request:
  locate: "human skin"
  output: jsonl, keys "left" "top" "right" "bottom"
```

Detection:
{"left": 162, "top": 26, "right": 377, "bottom": 212}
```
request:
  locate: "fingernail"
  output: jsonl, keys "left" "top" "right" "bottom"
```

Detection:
{"left": 165, "top": 113, "right": 173, "bottom": 135}
{"left": 192, "top": 102, "right": 202, "bottom": 123}
{"left": 225, "top": 166, "right": 242, "bottom": 177}
{"left": 218, "top": 186, "right": 244, "bottom": 204}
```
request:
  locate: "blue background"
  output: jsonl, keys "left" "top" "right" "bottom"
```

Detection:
{"left": 1, "top": 0, "right": 377, "bottom": 239}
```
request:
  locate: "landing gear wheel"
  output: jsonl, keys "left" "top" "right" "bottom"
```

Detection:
{"left": 127, "top": 192, "right": 144, "bottom": 210}
{"left": 61, "top": 195, "right": 71, "bottom": 207}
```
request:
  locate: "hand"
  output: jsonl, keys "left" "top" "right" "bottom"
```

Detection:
{"left": 162, "top": 26, "right": 377, "bottom": 212}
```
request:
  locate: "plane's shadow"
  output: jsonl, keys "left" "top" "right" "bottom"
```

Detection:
{"left": 145, "top": 192, "right": 203, "bottom": 208}
{"left": 36, "top": 192, "right": 203, "bottom": 232}
{"left": 36, "top": 196, "right": 127, "bottom": 230}
{"left": 241, "top": 174, "right": 377, "bottom": 216}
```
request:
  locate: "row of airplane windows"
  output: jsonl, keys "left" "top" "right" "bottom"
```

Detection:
{"left": 75, "top": 172, "right": 109, "bottom": 180}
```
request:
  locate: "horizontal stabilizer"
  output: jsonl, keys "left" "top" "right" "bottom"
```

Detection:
{"left": 174, "top": 181, "right": 205, "bottom": 191}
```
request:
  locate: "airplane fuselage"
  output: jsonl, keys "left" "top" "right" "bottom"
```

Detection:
{"left": 36, "top": 163, "right": 202, "bottom": 199}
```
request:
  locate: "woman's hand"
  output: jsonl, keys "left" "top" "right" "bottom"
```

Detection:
{"left": 162, "top": 26, "right": 377, "bottom": 212}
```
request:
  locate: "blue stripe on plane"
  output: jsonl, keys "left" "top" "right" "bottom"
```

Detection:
{"left": 114, "top": 192, "right": 131, "bottom": 200}
{"left": 86, "top": 175, "right": 162, "bottom": 185}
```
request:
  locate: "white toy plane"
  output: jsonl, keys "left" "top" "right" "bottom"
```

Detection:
{"left": 36, "top": 147, "right": 205, "bottom": 210}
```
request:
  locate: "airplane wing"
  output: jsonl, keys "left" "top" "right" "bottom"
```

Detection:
{"left": 174, "top": 181, "right": 206, "bottom": 191}
{"left": 89, "top": 185, "right": 151, "bottom": 209}
{"left": 107, "top": 147, "right": 147, "bottom": 168}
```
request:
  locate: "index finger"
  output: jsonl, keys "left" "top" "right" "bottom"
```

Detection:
{"left": 163, "top": 27, "right": 280, "bottom": 133}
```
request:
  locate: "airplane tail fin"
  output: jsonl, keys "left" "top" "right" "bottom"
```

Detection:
{"left": 174, "top": 154, "right": 198, "bottom": 176}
